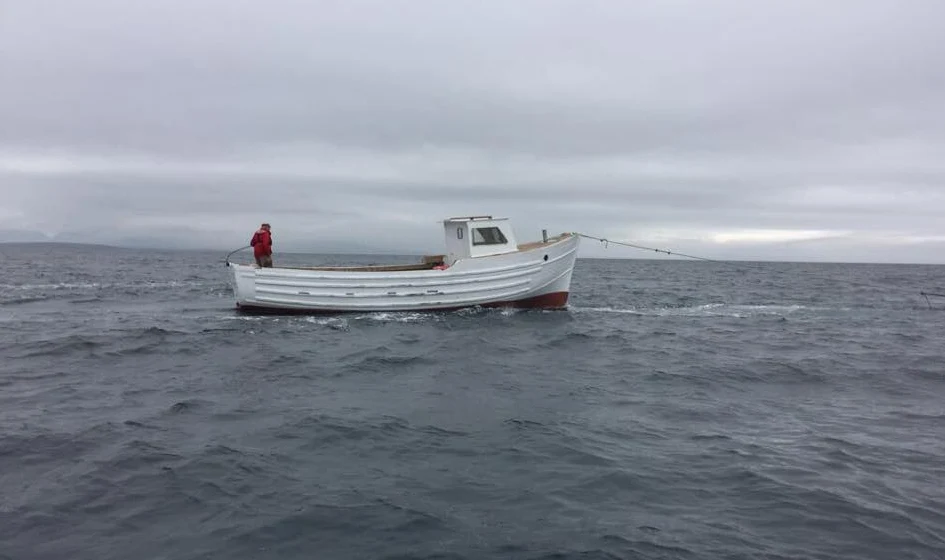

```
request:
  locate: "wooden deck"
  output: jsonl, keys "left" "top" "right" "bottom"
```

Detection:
{"left": 516, "top": 233, "right": 571, "bottom": 251}
{"left": 296, "top": 262, "right": 439, "bottom": 272}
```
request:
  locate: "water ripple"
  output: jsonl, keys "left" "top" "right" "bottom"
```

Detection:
{"left": 1, "top": 245, "right": 943, "bottom": 560}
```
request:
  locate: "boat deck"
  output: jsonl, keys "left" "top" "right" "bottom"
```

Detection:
{"left": 516, "top": 233, "right": 571, "bottom": 251}
{"left": 244, "top": 234, "right": 572, "bottom": 272}
{"left": 297, "top": 262, "right": 441, "bottom": 272}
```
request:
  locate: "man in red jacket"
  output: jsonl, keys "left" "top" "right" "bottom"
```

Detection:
{"left": 250, "top": 223, "right": 273, "bottom": 267}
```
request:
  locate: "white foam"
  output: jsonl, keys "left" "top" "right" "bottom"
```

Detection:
{"left": 301, "top": 316, "right": 350, "bottom": 330}
{"left": 354, "top": 312, "right": 433, "bottom": 323}
{"left": 0, "top": 282, "right": 101, "bottom": 291}
{"left": 218, "top": 315, "right": 267, "bottom": 322}
{"left": 574, "top": 303, "right": 811, "bottom": 318}
{"left": 572, "top": 306, "right": 644, "bottom": 315}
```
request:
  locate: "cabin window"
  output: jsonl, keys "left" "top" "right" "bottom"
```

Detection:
{"left": 457, "top": 227, "right": 463, "bottom": 239}
{"left": 472, "top": 227, "right": 508, "bottom": 246}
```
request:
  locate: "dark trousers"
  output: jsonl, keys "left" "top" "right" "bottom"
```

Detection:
{"left": 255, "top": 255, "right": 273, "bottom": 267}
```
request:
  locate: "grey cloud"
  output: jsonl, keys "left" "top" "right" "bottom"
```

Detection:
{"left": 1, "top": 0, "right": 944, "bottom": 262}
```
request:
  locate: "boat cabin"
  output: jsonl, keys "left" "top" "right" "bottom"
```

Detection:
{"left": 442, "top": 216, "right": 519, "bottom": 265}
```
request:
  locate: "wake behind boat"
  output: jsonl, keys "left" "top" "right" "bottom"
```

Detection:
{"left": 226, "top": 216, "right": 580, "bottom": 314}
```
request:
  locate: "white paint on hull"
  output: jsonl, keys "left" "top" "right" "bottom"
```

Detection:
{"left": 229, "top": 234, "right": 579, "bottom": 312}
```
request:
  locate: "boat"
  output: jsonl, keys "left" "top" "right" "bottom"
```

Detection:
{"left": 226, "top": 216, "right": 580, "bottom": 314}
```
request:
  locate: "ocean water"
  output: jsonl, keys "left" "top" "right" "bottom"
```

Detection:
{"left": 1, "top": 242, "right": 944, "bottom": 560}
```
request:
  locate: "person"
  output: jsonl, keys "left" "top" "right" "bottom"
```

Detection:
{"left": 250, "top": 223, "right": 273, "bottom": 267}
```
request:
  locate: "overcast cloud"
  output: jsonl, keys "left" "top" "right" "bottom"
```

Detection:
{"left": 2, "top": 0, "right": 944, "bottom": 262}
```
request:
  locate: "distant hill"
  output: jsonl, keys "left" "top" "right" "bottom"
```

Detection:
{"left": 0, "top": 230, "right": 52, "bottom": 243}
{"left": 0, "top": 228, "right": 434, "bottom": 255}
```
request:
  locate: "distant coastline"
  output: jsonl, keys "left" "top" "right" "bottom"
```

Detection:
{"left": 2, "top": 240, "right": 943, "bottom": 266}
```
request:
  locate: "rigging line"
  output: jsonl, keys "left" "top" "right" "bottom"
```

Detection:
{"left": 574, "top": 232, "right": 937, "bottom": 305}
{"left": 573, "top": 233, "right": 762, "bottom": 271}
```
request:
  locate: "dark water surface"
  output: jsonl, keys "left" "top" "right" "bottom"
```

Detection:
{"left": 2, "top": 243, "right": 944, "bottom": 559}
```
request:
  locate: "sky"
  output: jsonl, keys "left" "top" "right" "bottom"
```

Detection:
{"left": 1, "top": 0, "right": 944, "bottom": 263}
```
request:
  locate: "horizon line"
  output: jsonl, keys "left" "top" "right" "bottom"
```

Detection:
{"left": 2, "top": 240, "right": 943, "bottom": 266}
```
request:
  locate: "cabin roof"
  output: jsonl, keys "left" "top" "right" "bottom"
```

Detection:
{"left": 443, "top": 215, "right": 507, "bottom": 223}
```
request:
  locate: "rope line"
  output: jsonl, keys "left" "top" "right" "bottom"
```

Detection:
{"left": 574, "top": 233, "right": 729, "bottom": 264}
{"left": 573, "top": 232, "right": 775, "bottom": 274}
{"left": 574, "top": 232, "right": 941, "bottom": 309}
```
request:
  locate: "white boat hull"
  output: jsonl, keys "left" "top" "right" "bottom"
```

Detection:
{"left": 229, "top": 234, "right": 579, "bottom": 314}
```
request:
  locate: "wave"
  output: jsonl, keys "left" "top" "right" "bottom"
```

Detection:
{"left": 339, "top": 350, "right": 438, "bottom": 374}
{"left": 274, "top": 414, "right": 376, "bottom": 444}
{"left": 721, "top": 359, "right": 828, "bottom": 385}
{"left": 690, "top": 433, "right": 734, "bottom": 442}
{"left": 6, "top": 334, "right": 103, "bottom": 359}
{"left": 572, "top": 302, "right": 816, "bottom": 319}
{"left": 0, "top": 295, "right": 48, "bottom": 306}
{"left": 0, "top": 280, "right": 212, "bottom": 290}
{"left": 0, "top": 282, "right": 103, "bottom": 290}
{"left": 572, "top": 306, "right": 643, "bottom": 315}
{"left": 0, "top": 431, "right": 96, "bottom": 466}
{"left": 166, "top": 399, "right": 214, "bottom": 415}
{"left": 301, "top": 316, "right": 350, "bottom": 330}
{"left": 217, "top": 312, "right": 433, "bottom": 329}
{"left": 226, "top": 498, "right": 449, "bottom": 556}
{"left": 6, "top": 326, "right": 193, "bottom": 359}
{"left": 122, "top": 419, "right": 161, "bottom": 430}
{"left": 105, "top": 439, "right": 183, "bottom": 471}
{"left": 598, "top": 534, "right": 695, "bottom": 559}
{"left": 504, "top": 418, "right": 550, "bottom": 431}
{"left": 266, "top": 353, "right": 311, "bottom": 367}
{"left": 271, "top": 414, "right": 468, "bottom": 451}
{"left": 68, "top": 296, "right": 103, "bottom": 304}
{"left": 520, "top": 549, "right": 626, "bottom": 560}
{"left": 538, "top": 330, "right": 594, "bottom": 343}
{"left": 352, "top": 311, "right": 442, "bottom": 323}
{"left": 716, "top": 466, "right": 945, "bottom": 556}
{"left": 0, "top": 280, "right": 223, "bottom": 305}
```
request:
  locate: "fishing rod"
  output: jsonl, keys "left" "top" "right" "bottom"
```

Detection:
{"left": 223, "top": 245, "right": 251, "bottom": 267}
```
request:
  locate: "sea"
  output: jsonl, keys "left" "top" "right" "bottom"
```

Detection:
{"left": 1, "top": 242, "right": 943, "bottom": 560}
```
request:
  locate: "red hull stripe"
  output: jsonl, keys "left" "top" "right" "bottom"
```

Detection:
{"left": 236, "top": 291, "right": 570, "bottom": 315}
{"left": 482, "top": 290, "right": 569, "bottom": 309}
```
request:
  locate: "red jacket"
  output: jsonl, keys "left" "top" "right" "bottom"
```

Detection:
{"left": 251, "top": 228, "right": 272, "bottom": 257}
